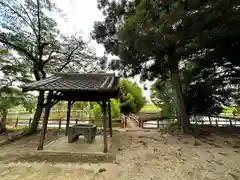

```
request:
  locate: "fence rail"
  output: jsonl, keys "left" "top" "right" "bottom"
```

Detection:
{"left": 7, "top": 118, "right": 121, "bottom": 129}
{"left": 7, "top": 112, "right": 240, "bottom": 130}
{"left": 142, "top": 115, "right": 240, "bottom": 129}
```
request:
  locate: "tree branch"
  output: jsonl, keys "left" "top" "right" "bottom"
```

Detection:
{"left": 0, "top": 37, "right": 35, "bottom": 62}
{"left": 0, "top": 2, "right": 37, "bottom": 40}
{"left": 36, "top": 0, "right": 42, "bottom": 61}
{"left": 57, "top": 45, "right": 80, "bottom": 72}
{"left": 42, "top": 49, "right": 62, "bottom": 66}
{"left": 57, "top": 60, "right": 71, "bottom": 72}
{"left": 18, "top": 3, "right": 39, "bottom": 43}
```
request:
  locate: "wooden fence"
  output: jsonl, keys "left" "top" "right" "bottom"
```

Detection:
{"left": 141, "top": 115, "right": 240, "bottom": 129}
{"left": 8, "top": 113, "right": 240, "bottom": 130}
{"left": 7, "top": 118, "right": 121, "bottom": 129}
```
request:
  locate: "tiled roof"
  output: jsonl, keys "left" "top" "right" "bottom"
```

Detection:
{"left": 22, "top": 72, "right": 120, "bottom": 92}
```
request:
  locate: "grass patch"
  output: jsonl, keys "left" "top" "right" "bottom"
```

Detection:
{"left": 141, "top": 104, "right": 161, "bottom": 113}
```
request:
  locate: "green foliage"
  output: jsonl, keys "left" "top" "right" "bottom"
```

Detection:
{"left": 92, "top": 103, "right": 102, "bottom": 120}
{"left": 0, "top": 50, "right": 35, "bottom": 114}
{"left": 120, "top": 80, "right": 146, "bottom": 114}
{"left": 111, "top": 100, "right": 120, "bottom": 118}
{"left": 0, "top": 87, "right": 35, "bottom": 110}
{"left": 151, "top": 79, "right": 175, "bottom": 117}
{"left": 141, "top": 104, "right": 160, "bottom": 113}
{"left": 92, "top": 100, "right": 120, "bottom": 120}
{"left": 151, "top": 74, "right": 225, "bottom": 117}
{"left": 72, "top": 102, "right": 89, "bottom": 111}
{"left": 222, "top": 106, "right": 240, "bottom": 116}
{"left": 184, "top": 81, "right": 224, "bottom": 116}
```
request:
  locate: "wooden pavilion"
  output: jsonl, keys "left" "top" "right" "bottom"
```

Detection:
{"left": 22, "top": 72, "right": 120, "bottom": 153}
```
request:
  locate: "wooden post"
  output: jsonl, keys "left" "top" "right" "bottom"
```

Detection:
{"left": 215, "top": 119, "right": 218, "bottom": 127}
{"left": 58, "top": 119, "right": 62, "bottom": 129}
{"left": 65, "top": 101, "right": 71, "bottom": 136}
{"left": 157, "top": 119, "right": 160, "bottom": 128}
{"left": 15, "top": 116, "right": 19, "bottom": 127}
{"left": 141, "top": 119, "right": 144, "bottom": 128}
{"left": 28, "top": 117, "right": 32, "bottom": 127}
{"left": 208, "top": 116, "right": 212, "bottom": 126}
{"left": 108, "top": 100, "right": 112, "bottom": 137}
{"left": 102, "top": 100, "right": 108, "bottom": 153}
{"left": 229, "top": 118, "right": 233, "bottom": 128}
{"left": 75, "top": 119, "right": 78, "bottom": 125}
{"left": 37, "top": 91, "right": 52, "bottom": 150}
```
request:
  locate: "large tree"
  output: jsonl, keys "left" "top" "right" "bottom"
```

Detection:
{"left": 93, "top": 0, "right": 240, "bottom": 132}
{"left": 0, "top": 0, "right": 105, "bottom": 133}
{"left": 93, "top": 0, "right": 192, "bottom": 132}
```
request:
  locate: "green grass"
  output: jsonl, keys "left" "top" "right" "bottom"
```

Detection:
{"left": 222, "top": 106, "right": 236, "bottom": 114}
{"left": 141, "top": 104, "right": 161, "bottom": 113}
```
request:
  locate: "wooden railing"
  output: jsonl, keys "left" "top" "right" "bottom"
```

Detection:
{"left": 129, "top": 113, "right": 142, "bottom": 127}
{"left": 120, "top": 113, "right": 127, "bottom": 128}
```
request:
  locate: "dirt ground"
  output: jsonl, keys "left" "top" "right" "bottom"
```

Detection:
{"left": 0, "top": 130, "right": 240, "bottom": 180}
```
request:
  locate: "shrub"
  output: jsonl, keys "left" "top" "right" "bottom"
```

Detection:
{"left": 92, "top": 100, "right": 120, "bottom": 120}
{"left": 120, "top": 80, "right": 146, "bottom": 114}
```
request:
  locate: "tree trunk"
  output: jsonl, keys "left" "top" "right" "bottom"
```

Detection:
{"left": 170, "top": 66, "right": 189, "bottom": 133}
{"left": 29, "top": 91, "right": 44, "bottom": 133}
{"left": 0, "top": 108, "right": 9, "bottom": 139}
{"left": 1, "top": 108, "right": 8, "bottom": 130}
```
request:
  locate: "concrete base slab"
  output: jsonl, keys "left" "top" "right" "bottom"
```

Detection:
{"left": 42, "top": 135, "right": 111, "bottom": 154}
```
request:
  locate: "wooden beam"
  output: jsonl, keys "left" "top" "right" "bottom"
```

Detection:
{"left": 108, "top": 99, "right": 112, "bottom": 137}
{"left": 107, "top": 77, "right": 115, "bottom": 89}
{"left": 37, "top": 91, "right": 52, "bottom": 150}
{"left": 52, "top": 91, "right": 119, "bottom": 102}
{"left": 102, "top": 100, "right": 108, "bottom": 153}
{"left": 65, "top": 100, "right": 71, "bottom": 136}
{"left": 100, "top": 76, "right": 110, "bottom": 88}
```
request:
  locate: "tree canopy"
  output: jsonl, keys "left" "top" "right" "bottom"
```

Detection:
{"left": 93, "top": 0, "right": 240, "bottom": 132}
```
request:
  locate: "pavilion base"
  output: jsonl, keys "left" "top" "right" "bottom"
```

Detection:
{"left": 40, "top": 135, "right": 111, "bottom": 154}
{"left": 33, "top": 135, "right": 114, "bottom": 163}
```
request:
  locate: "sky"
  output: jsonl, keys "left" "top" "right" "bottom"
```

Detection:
{"left": 52, "top": 0, "right": 105, "bottom": 56}
{"left": 53, "top": 0, "right": 152, "bottom": 102}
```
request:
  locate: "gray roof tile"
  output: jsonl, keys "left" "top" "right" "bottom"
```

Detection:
{"left": 22, "top": 72, "right": 120, "bottom": 92}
